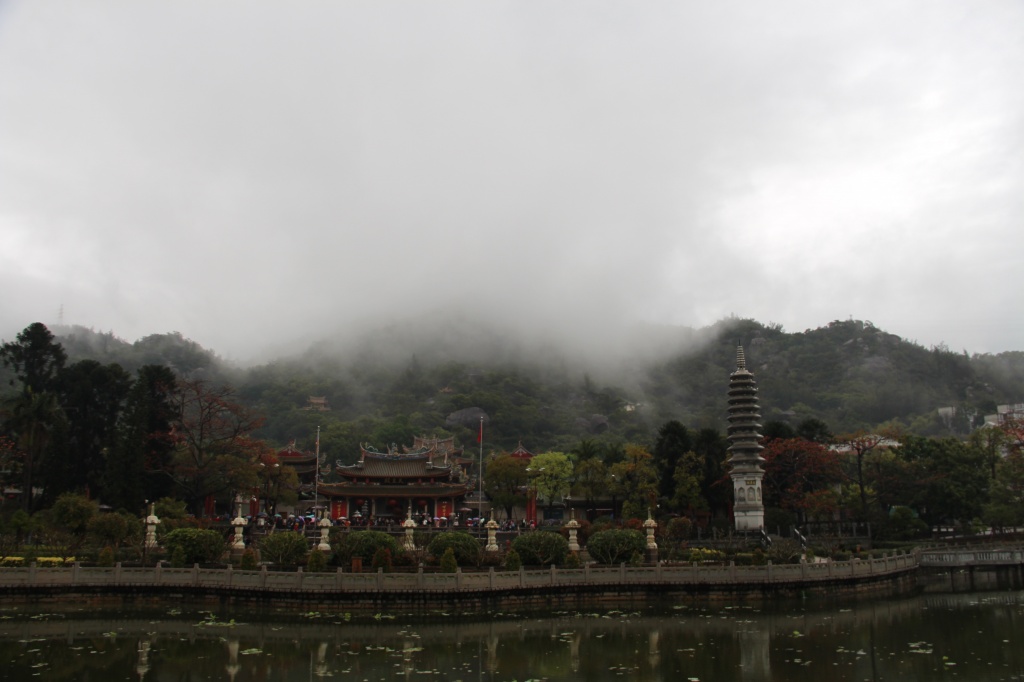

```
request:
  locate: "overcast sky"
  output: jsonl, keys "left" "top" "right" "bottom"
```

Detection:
{"left": 1, "top": 1, "right": 1021, "bottom": 362}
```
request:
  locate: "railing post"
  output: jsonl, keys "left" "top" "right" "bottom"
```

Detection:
{"left": 260, "top": 564, "right": 267, "bottom": 588}
{"left": 489, "top": 566, "right": 494, "bottom": 590}
{"left": 417, "top": 564, "right": 424, "bottom": 588}
{"left": 296, "top": 565, "right": 304, "bottom": 589}
{"left": 619, "top": 562, "right": 625, "bottom": 581}
{"left": 455, "top": 567, "right": 461, "bottom": 590}
{"left": 155, "top": 561, "right": 162, "bottom": 585}
{"left": 29, "top": 561, "right": 37, "bottom": 585}
{"left": 226, "top": 563, "right": 233, "bottom": 587}
{"left": 767, "top": 560, "right": 773, "bottom": 583}
{"left": 192, "top": 563, "right": 199, "bottom": 587}
{"left": 115, "top": 561, "right": 122, "bottom": 584}
{"left": 73, "top": 562, "right": 80, "bottom": 583}
{"left": 336, "top": 566, "right": 344, "bottom": 591}
{"left": 377, "top": 567, "right": 383, "bottom": 590}
{"left": 519, "top": 565, "right": 525, "bottom": 588}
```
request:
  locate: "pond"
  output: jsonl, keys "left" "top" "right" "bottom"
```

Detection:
{"left": 0, "top": 591, "right": 1021, "bottom": 681}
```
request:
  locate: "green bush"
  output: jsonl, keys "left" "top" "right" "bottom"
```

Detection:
{"left": 440, "top": 547, "right": 458, "bottom": 573}
{"left": 240, "top": 548, "right": 258, "bottom": 570}
{"left": 335, "top": 530, "right": 400, "bottom": 565}
{"left": 86, "top": 509, "right": 132, "bottom": 548}
{"left": 586, "top": 529, "right": 645, "bottom": 564}
{"left": 503, "top": 549, "right": 522, "bottom": 571}
{"left": 511, "top": 531, "right": 568, "bottom": 566}
{"left": 97, "top": 546, "right": 116, "bottom": 567}
{"left": 306, "top": 549, "right": 328, "bottom": 572}
{"left": 564, "top": 551, "right": 581, "bottom": 569}
{"left": 163, "top": 528, "right": 225, "bottom": 565}
{"left": 427, "top": 531, "right": 481, "bottom": 567}
{"left": 259, "top": 532, "right": 309, "bottom": 566}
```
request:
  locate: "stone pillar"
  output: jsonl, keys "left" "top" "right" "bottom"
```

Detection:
{"left": 644, "top": 509, "right": 658, "bottom": 562}
{"left": 485, "top": 519, "right": 499, "bottom": 552}
{"left": 317, "top": 513, "right": 332, "bottom": 553}
{"left": 145, "top": 503, "right": 161, "bottom": 550}
{"left": 403, "top": 504, "right": 417, "bottom": 552}
{"left": 566, "top": 510, "right": 580, "bottom": 552}
{"left": 231, "top": 496, "right": 247, "bottom": 552}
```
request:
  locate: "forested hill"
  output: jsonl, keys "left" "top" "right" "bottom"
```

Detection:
{"left": 25, "top": 319, "right": 1024, "bottom": 457}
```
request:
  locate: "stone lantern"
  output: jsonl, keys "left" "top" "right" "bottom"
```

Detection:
{"left": 144, "top": 503, "right": 160, "bottom": 550}
{"left": 644, "top": 509, "right": 658, "bottom": 562}
{"left": 485, "top": 518, "right": 499, "bottom": 552}
{"left": 565, "top": 510, "right": 580, "bottom": 552}
{"left": 231, "top": 496, "right": 247, "bottom": 552}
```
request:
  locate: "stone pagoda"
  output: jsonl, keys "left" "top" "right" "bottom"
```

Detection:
{"left": 727, "top": 344, "right": 765, "bottom": 531}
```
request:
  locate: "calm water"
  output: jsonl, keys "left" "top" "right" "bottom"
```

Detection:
{"left": 0, "top": 592, "right": 1021, "bottom": 681}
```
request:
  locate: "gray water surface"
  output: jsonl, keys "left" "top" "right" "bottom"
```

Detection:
{"left": 0, "top": 592, "right": 1021, "bottom": 681}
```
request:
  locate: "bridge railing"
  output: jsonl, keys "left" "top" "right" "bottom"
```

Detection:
{"left": 0, "top": 553, "right": 918, "bottom": 594}
{"left": 918, "top": 549, "right": 1024, "bottom": 567}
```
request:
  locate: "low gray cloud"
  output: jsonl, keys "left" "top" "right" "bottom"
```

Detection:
{"left": 1, "top": 1, "right": 1021, "bottom": 361}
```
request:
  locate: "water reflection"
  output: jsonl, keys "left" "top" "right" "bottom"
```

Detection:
{"left": 0, "top": 592, "right": 1021, "bottom": 681}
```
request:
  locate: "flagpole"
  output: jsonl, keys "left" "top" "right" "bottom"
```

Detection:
{"left": 478, "top": 415, "right": 484, "bottom": 524}
{"left": 314, "top": 425, "right": 320, "bottom": 518}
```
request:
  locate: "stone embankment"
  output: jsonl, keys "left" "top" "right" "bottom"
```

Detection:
{"left": 0, "top": 553, "right": 919, "bottom": 609}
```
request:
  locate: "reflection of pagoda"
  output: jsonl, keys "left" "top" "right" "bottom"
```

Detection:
{"left": 317, "top": 437, "right": 474, "bottom": 521}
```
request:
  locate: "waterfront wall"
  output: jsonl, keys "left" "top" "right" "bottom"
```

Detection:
{"left": 0, "top": 553, "right": 919, "bottom": 609}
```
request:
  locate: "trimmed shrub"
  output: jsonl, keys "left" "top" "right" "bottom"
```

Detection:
{"left": 88, "top": 513, "right": 139, "bottom": 550}
{"left": 259, "top": 532, "right": 309, "bottom": 566}
{"left": 427, "top": 531, "right": 481, "bottom": 567}
{"left": 306, "top": 549, "right": 328, "bottom": 572}
{"left": 586, "top": 529, "right": 645, "bottom": 564}
{"left": 512, "top": 531, "right": 568, "bottom": 566}
{"left": 163, "top": 528, "right": 225, "bottom": 565}
{"left": 440, "top": 547, "right": 458, "bottom": 573}
{"left": 335, "top": 530, "right": 400, "bottom": 565}
{"left": 97, "top": 546, "right": 116, "bottom": 567}
{"left": 240, "top": 548, "right": 258, "bottom": 570}
{"left": 503, "top": 549, "right": 522, "bottom": 571}
{"left": 564, "top": 551, "right": 581, "bottom": 569}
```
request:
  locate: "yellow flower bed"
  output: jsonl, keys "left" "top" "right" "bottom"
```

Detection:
{"left": 0, "top": 557, "right": 75, "bottom": 567}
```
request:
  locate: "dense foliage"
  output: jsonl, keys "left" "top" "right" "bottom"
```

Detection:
{"left": 585, "top": 529, "right": 646, "bottom": 564}
{"left": 162, "top": 528, "right": 225, "bottom": 565}
{"left": 427, "top": 531, "right": 481, "bottom": 566}
{"left": 511, "top": 531, "right": 569, "bottom": 566}
{"left": 332, "top": 530, "right": 400, "bottom": 565}
{"left": 258, "top": 531, "right": 309, "bottom": 566}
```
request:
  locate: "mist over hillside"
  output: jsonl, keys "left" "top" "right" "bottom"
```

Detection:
{"left": 7, "top": 314, "right": 1015, "bottom": 459}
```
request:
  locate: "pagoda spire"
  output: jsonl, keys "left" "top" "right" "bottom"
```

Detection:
{"left": 727, "top": 343, "right": 765, "bottom": 531}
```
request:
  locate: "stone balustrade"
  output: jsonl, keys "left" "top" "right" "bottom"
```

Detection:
{"left": 0, "top": 553, "right": 918, "bottom": 594}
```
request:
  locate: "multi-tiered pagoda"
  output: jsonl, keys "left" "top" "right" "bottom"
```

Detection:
{"left": 726, "top": 344, "right": 765, "bottom": 531}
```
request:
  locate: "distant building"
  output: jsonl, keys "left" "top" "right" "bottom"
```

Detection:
{"left": 317, "top": 438, "right": 474, "bottom": 522}
{"left": 305, "top": 396, "right": 330, "bottom": 411}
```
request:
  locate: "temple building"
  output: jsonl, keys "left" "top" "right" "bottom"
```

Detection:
{"left": 317, "top": 438, "right": 475, "bottom": 522}
{"left": 727, "top": 344, "right": 766, "bottom": 531}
